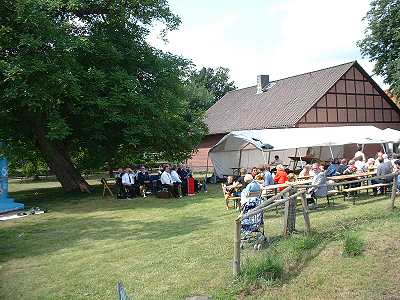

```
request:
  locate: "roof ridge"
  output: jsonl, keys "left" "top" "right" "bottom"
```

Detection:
{"left": 233, "top": 61, "right": 356, "bottom": 91}
{"left": 270, "top": 60, "right": 355, "bottom": 83}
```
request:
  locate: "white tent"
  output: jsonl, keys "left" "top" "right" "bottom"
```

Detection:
{"left": 209, "top": 126, "right": 400, "bottom": 177}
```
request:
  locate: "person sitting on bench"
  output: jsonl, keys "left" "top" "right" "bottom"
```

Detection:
{"left": 137, "top": 165, "right": 150, "bottom": 198}
{"left": 240, "top": 174, "right": 261, "bottom": 207}
{"left": 308, "top": 163, "right": 328, "bottom": 209}
{"left": 160, "top": 165, "right": 178, "bottom": 198}
{"left": 170, "top": 166, "right": 183, "bottom": 198}
{"left": 122, "top": 168, "right": 136, "bottom": 198}
{"left": 371, "top": 157, "right": 393, "bottom": 195}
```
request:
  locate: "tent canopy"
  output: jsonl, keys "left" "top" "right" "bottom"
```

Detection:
{"left": 209, "top": 126, "right": 400, "bottom": 177}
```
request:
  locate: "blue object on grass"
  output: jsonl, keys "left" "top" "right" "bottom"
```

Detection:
{"left": 0, "top": 158, "right": 24, "bottom": 213}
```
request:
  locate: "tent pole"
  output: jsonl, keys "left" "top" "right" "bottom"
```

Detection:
{"left": 382, "top": 143, "right": 386, "bottom": 154}
{"left": 329, "top": 145, "right": 334, "bottom": 159}
{"left": 205, "top": 151, "right": 209, "bottom": 192}
{"left": 293, "top": 148, "right": 298, "bottom": 170}
{"left": 238, "top": 149, "right": 243, "bottom": 175}
{"left": 268, "top": 151, "right": 271, "bottom": 164}
{"left": 262, "top": 150, "right": 267, "bottom": 165}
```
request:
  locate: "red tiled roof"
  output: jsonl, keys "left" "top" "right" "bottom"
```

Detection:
{"left": 205, "top": 61, "right": 355, "bottom": 134}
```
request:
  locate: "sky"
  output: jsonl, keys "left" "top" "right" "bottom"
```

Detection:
{"left": 148, "top": 0, "right": 386, "bottom": 89}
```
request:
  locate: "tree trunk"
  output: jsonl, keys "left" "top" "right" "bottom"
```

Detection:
{"left": 35, "top": 127, "right": 90, "bottom": 192}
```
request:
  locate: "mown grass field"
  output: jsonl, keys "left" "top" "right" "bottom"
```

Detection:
{"left": 1, "top": 180, "right": 400, "bottom": 299}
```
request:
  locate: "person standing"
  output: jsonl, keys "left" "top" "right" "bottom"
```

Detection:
{"left": 354, "top": 145, "right": 366, "bottom": 162}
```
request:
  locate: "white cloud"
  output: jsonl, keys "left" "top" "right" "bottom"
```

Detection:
{"left": 148, "top": 0, "right": 387, "bottom": 89}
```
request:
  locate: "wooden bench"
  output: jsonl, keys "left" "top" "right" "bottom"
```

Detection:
{"left": 221, "top": 183, "right": 241, "bottom": 209}
{"left": 342, "top": 183, "right": 390, "bottom": 204}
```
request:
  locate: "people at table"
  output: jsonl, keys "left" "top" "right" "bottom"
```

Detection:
{"left": 251, "top": 167, "right": 259, "bottom": 178}
{"left": 299, "top": 164, "right": 313, "bottom": 178}
{"left": 271, "top": 155, "right": 284, "bottom": 166}
{"left": 274, "top": 164, "right": 288, "bottom": 191}
{"left": 343, "top": 160, "right": 357, "bottom": 175}
{"left": 374, "top": 151, "right": 383, "bottom": 167}
{"left": 371, "top": 157, "right": 393, "bottom": 195}
{"left": 354, "top": 156, "right": 366, "bottom": 172}
{"left": 223, "top": 176, "right": 242, "bottom": 209}
{"left": 364, "top": 158, "right": 375, "bottom": 172}
{"left": 326, "top": 158, "right": 340, "bottom": 177}
{"left": 240, "top": 174, "right": 261, "bottom": 206}
{"left": 353, "top": 145, "right": 366, "bottom": 162}
{"left": 263, "top": 164, "right": 274, "bottom": 186}
{"left": 308, "top": 163, "right": 328, "bottom": 209}
{"left": 337, "top": 159, "right": 348, "bottom": 175}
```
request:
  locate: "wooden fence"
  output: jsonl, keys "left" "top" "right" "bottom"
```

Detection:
{"left": 233, "top": 171, "right": 399, "bottom": 276}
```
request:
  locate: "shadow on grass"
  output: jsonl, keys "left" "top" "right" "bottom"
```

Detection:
{"left": 8, "top": 183, "right": 221, "bottom": 214}
{"left": 0, "top": 214, "right": 212, "bottom": 262}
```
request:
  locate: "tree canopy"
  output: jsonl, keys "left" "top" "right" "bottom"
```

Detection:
{"left": 0, "top": 0, "right": 207, "bottom": 191}
{"left": 190, "top": 66, "right": 236, "bottom": 105}
{"left": 358, "top": 0, "right": 400, "bottom": 96}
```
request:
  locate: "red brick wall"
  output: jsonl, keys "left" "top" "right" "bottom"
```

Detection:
{"left": 187, "top": 134, "right": 225, "bottom": 169}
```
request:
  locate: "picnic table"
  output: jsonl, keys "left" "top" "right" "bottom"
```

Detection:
{"left": 262, "top": 179, "right": 313, "bottom": 193}
{"left": 327, "top": 171, "right": 376, "bottom": 182}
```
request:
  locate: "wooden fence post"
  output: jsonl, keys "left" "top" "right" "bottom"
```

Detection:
{"left": 391, "top": 175, "right": 397, "bottom": 210}
{"left": 233, "top": 219, "right": 241, "bottom": 276}
{"left": 283, "top": 187, "right": 297, "bottom": 236}
{"left": 300, "top": 192, "right": 311, "bottom": 234}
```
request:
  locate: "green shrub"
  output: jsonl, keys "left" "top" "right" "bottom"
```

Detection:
{"left": 343, "top": 233, "right": 364, "bottom": 256}
{"left": 241, "top": 254, "right": 283, "bottom": 282}
{"left": 292, "top": 235, "right": 321, "bottom": 253}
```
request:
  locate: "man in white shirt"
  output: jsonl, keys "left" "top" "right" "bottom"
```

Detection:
{"left": 170, "top": 166, "right": 182, "bottom": 197}
{"left": 122, "top": 168, "right": 136, "bottom": 198}
{"left": 160, "top": 165, "right": 178, "bottom": 197}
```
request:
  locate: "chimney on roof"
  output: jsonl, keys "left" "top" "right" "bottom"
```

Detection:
{"left": 257, "top": 74, "right": 269, "bottom": 94}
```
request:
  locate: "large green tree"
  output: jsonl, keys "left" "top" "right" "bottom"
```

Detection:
{"left": 358, "top": 0, "right": 400, "bottom": 96}
{"left": 190, "top": 66, "right": 236, "bottom": 106}
{"left": 0, "top": 0, "right": 206, "bottom": 192}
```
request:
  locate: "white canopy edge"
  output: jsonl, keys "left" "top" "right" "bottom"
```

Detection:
{"left": 209, "top": 126, "right": 400, "bottom": 177}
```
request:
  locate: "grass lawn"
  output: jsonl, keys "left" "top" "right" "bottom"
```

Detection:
{"left": 1, "top": 180, "right": 400, "bottom": 299}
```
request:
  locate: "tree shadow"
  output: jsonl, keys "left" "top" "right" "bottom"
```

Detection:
{"left": 0, "top": 214, "right": 212, "bottom": 262}
{"left": 8, "top": 184, "right": 220, "bottom": 214}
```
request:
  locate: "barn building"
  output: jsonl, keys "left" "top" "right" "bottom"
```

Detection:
{"left": 188, "top": 61, "right": 400, "bottom": 169}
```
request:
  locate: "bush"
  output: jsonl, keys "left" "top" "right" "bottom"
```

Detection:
{"left": 241, "top": 254, "right": 283, "bottom": 282}
{"left": 292, "top": 235, "right": 321, "bottom": 253}
{"left": 343, "top": 233, "right": 364, "bottom": 256}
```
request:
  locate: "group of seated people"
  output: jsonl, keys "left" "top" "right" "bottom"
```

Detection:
{"left": 223, "top": 148, "right": 400, "bottom": 210}
{"left": 115, "top": 164, "right": 200, "bottom": 199}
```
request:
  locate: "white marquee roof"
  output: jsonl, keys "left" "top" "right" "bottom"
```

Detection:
{"left": 209, "top": 126, "right": 400, "bottom": 177}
